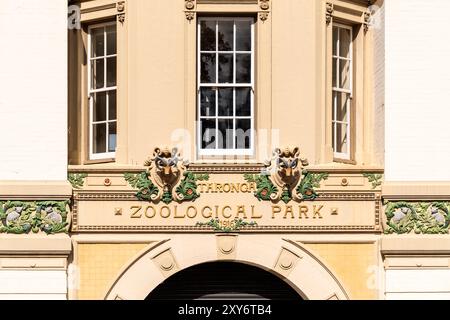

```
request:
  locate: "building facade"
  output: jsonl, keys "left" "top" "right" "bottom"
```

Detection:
{"left": 0, "top": 0, "right": 449, "bottom": 300}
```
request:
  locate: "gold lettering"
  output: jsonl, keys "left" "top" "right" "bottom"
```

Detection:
{"left": 198, "top": 182, "right": 207, "bottom": 193}
{"left": 207, "top": 183, "right": 215, "bottom": 193}
{"left": 299, "top": 206, "right": 309, "bottom": 219}
{"left": 284, "top": 206, "right": 294, "bottom": 219}
{"left": 240, "top": 183, "right": 248, "bottom": 193}
{"left": 313, "top": 205, "right": 324, "bottom": 219}
{"left": 174, "top": 205, "right": 185, "bottom": 218}
{"left": 272, "top": 206, "right": 282, "bottom": 219}
{"left": 130, "top": 206, "right": 142, "bottom": 218}
{"left": 160, "top": 206, "right": 171, "bottom": 218}
{"left": 223, "top": 184, "right": 231, "bottom": 193}
{"left": 145, "top": 206, "right": 156, "bottom": 218}
{"left": 215, "top": 206, "right": 220, "bottom": 218}
{"left": 222, "top": 206, "right": 232, "bottom": 219}
{"left": 231, "top": 184, "right": 239, "bottom": 193}
{"left": 236, "top": 205, "right": 247, "bottom": 219}
{"left": 216, "top": 183, "right": 223, "bottom": 193}
{"left": 249, "top": 182, "right": 257, "bottom": 192}
{"left": 202, "top": 206, "right": 213, "bottom": 219}
{"left": 186, "top": 206, "right": 198, "bottom": 218}
{"left": 251, "top": 205, "right": 263, "bottom": 219}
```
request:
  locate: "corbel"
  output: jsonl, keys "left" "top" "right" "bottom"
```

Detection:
{"left": 117, "top": 1, "right": 126, "bottom": 24}
{"left": 325, "top": 2, "right": 334, "bottom": 25}
{"left": 185, "top": 0, "right": 196, "bottom": 21}
{"left": 363, "top": 11, "right": 371, "bottom": 32}
{"left": 259, "top": 0, "right": 270, "bottom": 21}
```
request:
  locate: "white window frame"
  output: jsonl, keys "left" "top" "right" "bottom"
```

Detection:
{"left": 332, "top": 23, "right": 353, "bottom": 161}
{"left": 197, "top": 17, "right": 255, "bottom": 157}
{"left": 87, "top": 21, "right": 117, "bottom": 161}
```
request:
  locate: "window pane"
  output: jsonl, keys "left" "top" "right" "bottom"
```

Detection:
{"left": 109, "top": 91, "right": 117, "bottom": 120}
{"left": 236, "top": 119, "right": 251, "bottom": 149}
{"left": 218, "top": 88, "right": 233, "bottom": 116}
{"left": 107, "top": 57, "right": 117, "bottom": 87}
{"left": 218, "top": 119, "right": 234, "bottom": 149}
{"left": 106, "top": 25, "right": 117, "bottom": 55}
{"left": 339, "top": 28, "right": 351, "bottom": 59}
{"left": 236, "top": 20, "right": 252, "bottom": 51}
{"left": 201, "top": 119, "right": 217, "bottom": 149}
{"left": 91, "top": 28, "right": 104, "bottom": 58}
{"left": 332, "top": 58, "right": 338, "bottom": 88}
{"left": 218, "top": 21, "right": 234, "bottom": 51}
{"left": 333, "top": 92, "right": 350, "bottom": 123}
{"left": 236, "top": 88, "right": 251, "bottom": 116}
{"left": 201, "top": 21, "right": 216, "bottom": 51}
{"left": 339, "top": 58, "right": 351, "bottom": 90}
{"left": 93, "top": 123, "right": 107, "bottom": 154}
{"left": 236, "top": 54, "right": 251, "bottom": 83}
{"left": 335, "top": 122, "right": 348, "bottom": 154}
{"left": 332, "top": 27, "right": 338, "bottom": 56}
{"left": 92, "top": 59, "right": 105, "bottom": 89}
{"left": 108, "top": 122, "right": 117, "bottom": 153}
{"left": 201, "top": 53, "right": 216, "bottom": 83}
{"left": 218, "top": 54, "right": 233, "bottom": 83}
{"left": 200, "top": 88, "right": 216, "bottom": 117}
{"left": 93, "top": 92, "right": 107, "bottom": 122}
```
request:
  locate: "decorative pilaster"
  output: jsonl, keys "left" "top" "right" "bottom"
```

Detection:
{"left": 259, "top": 0, "right": 270, "bottom": 21}
{"left": 185, "top": 0, "right": 196, "bottom": 21}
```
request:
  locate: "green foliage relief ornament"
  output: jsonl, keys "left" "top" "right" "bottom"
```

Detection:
{"left": 124, "top": 171, "right": 209, "bottom": 204}
{"left": 244, "top": 171, "right": 328, "bottom": 203}
{"left": 0, "top": 201, "right": 70, "bottom": 235}
{"left": 385, "top": 201, "right": 450, "bottom": 234}
{"left": 196, "top": 218, "right": 258, "bottom": 233}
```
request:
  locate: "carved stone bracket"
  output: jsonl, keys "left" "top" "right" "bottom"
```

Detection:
{"left": 117, "top": 1, "right": 126, "bottom": 23}
{"left": 185, "top": 0, "right": 196, "bottom": 21}
{"left": 326, "top": 2, "right": 334, "bottom": 25}
{"left": 259, "top": 0, "right": 270, "bottom": 21}
{"left": 363, "top": 11, "right": 371, "bottom": 32}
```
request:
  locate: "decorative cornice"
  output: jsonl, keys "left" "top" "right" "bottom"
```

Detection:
{"left": 189, "top": 163, "right": 265, "bottom": 173}
{"left": 73, "top": 225, "right": 378, "bottom": 233}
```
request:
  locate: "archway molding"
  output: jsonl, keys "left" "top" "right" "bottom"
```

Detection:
{"left": 104, "top": 235, "right": 349, "bottom": 300}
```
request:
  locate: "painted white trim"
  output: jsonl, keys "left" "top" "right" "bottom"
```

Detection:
{"left": 332, "top": 23, "right": 353, "bottom": 161}
{"left": 87, "top": 21, "right": 117, "bottom": 161}
{"left": 197, "top": 17, "right": 255, "bottom": 157}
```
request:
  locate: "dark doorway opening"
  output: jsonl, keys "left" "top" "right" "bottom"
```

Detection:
{"left": 146, "top": 261, "right": 303, "bottom": 301}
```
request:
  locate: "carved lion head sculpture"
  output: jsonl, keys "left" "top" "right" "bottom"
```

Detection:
{"left": 152, "top": 147, "right": 180, "bottom": 176}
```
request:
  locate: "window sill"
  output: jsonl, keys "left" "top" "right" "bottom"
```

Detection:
{"left": 333, "top": 158, "right": 357, "bottom": 165}
{"left": 83, "top": 158, "right": 116, "bottom": 165}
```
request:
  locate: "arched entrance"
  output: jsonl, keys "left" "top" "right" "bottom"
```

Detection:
{"left": 104, "top": 235, "right": 349, "bottom": 300}
{"left": 146, "top": 261, "right": 303, "bottom": 300}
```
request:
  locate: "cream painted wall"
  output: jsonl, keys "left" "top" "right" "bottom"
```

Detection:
{"left": 386, "top": 269, "right": 450, "bottom": 300}
{"left": 0, "top": 0, "right": 67, "bottom": 181}
{"left": 385, "top": 0, "right": 450, "bottom": 181}
{"left": 0, "top": 270, "right": 67, "bottom": 300}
